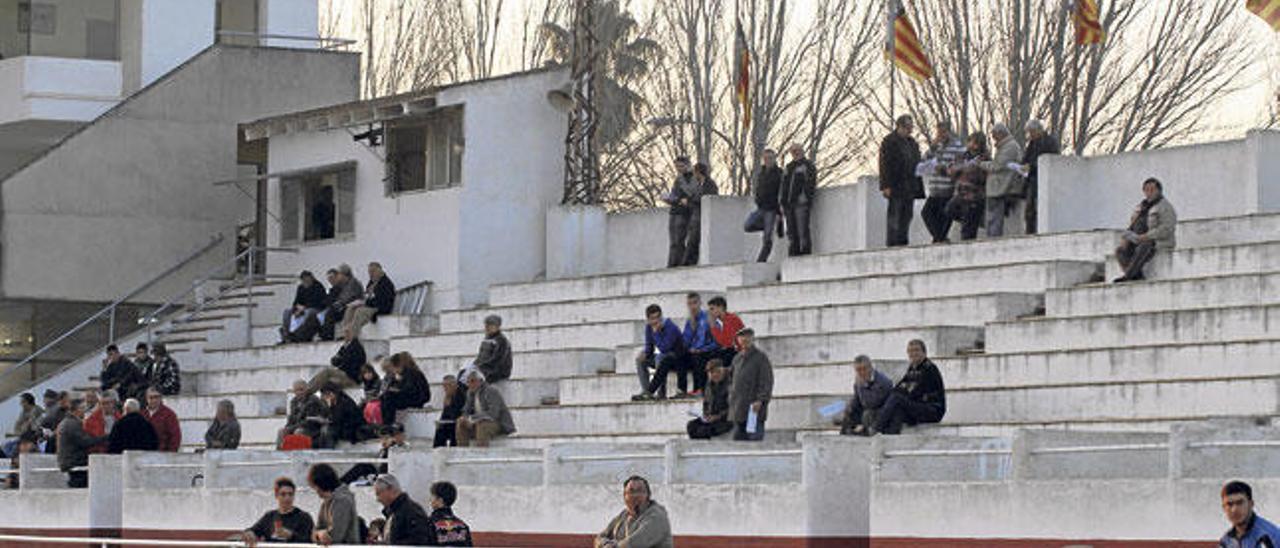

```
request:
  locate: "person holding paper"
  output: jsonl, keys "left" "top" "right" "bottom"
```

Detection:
{"left": 729, "top": 328, "right": 774, "bottom": 442}
{"left": 1114, "top": 178, "right": 1177, "bottom": 283}
{"left": 921, "top": 121, "right": 967, "bottom": 244}
{"left": 874, "top": 340, "right": 946, "bottom": 435}
{"left": 878, "top": 115, "right": 925, "bottom": 247}
{"left": 979, "top": 123, "right": 1025, "bottom": 238}
{"left": 687, "top": 359, "right": 733, "bottom": 439}
{"left": 837, "top": 355, "right": 895, "bottom": 436}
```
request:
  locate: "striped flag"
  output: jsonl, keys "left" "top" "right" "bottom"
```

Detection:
{"left": 885, "top": 2, "right": 934, "bottom": 82}
{"left": 1072, "top": 0, "right": 1106, "bottom": 45}
{"left": 1248, "top": 0, "right": 1280, "bottom": 31}
{"left": 734, "top": 18, "right": 752, "bottom": 130}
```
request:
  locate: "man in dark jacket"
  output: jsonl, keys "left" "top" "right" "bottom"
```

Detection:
{"left": 729, "top": 329, "right": 774, "bottom": 441}
{"left": 426, "top": 481, "right": 474, "bottom": 546}
{"left": 342, "top": 262, "right": 397, "bottom": 335}
{"left": 381, "top": 353, "right": 430, "bottom": 426}
{"left": 781, "top": 144, "right": 818, "bottom": 256}
{"left": 838, "top": 355, "right": 895, "bottom": 436}
{"left": 319, "top": 265, "right": 363, "bottom": 341}
{"left": 107, "top": 399, "right": 158, "bottom": 454}
{"left": 433, "top": 375, "right": 466, "bottom": 448}
{"left": 1021, "top": 119, "right": 1060, "bottom": 235}
{"left": 874, "top": 339, "right": 946, "bottom": 435}
{"left": 751, "top": 148, "right": 784, "bottom": 263}
{"left": 473, "top": 315, "right": 512, "bottom": 383}
{"left": 100, "top": 345, "right": 142, "bottom": 399}
{"left": 879, "top": 115, "right": 925, "bottom": 247}
{"left": 375, "top": 474, "right": 435, "bottom": 545}
{"left": 686, "top": 359, "right": 732, "bottom": 439}
{"left": 57, "top": 398, "right": 106, "bottom": 488}
{"left": 663, "top": 156, "right": 697, "bottom": 268}
{"left": 316, "top": 384, "right": 363, "bottom": 448}
{"left": 278, "top": 379, "right": 327, "bottom": 447}
{"left": 280, "top": 270, "right": 327, "bottom": 343}
{"left": 309, "top": 326, "right": 365, "bottom": 395}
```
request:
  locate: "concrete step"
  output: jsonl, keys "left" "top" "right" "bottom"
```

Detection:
{"left": 1176, "top": 212, "right": 1280, "bottom": 249}
{"left": 488, "top": 262, "right": 779, "bottom": 307}
{"left": 1046, "top": 271, "right": 1280, "bottom": 317}
{"left": 780, "top": 230, "right": 1118, "bottom": 283}
{"left": 167, "top": 391, "right": 288, "bottom": 419}
{"left": 1105, "top": 241, "right": 1280, "bottom": 281}
{"left": 986, "top": 304, "right": 1280, "bottom": 354}
{"left": 438, "top": 291, "right": 717, "bottom": 334}
{"left": 195, "top": 363, "right": 329, "bottom": 396}
{"left": 199, "top": 340, "right": 391, "bottom": 372}
{"left": 612, "top": 325, "right": 984, "bottom": 374}
{"left": 249, "top": 315, "right": 429, "bottom": 347}
{"left": 730, "top": 261, "right": 1100, "bottom": 312}
{"left": 394, "top": 321, "right": 646, "bottom": 357}
{"left": 507, "top": 393, "right": 836, "bottom": 437}
{"left": 413, "top": 349, "right": 615, "bottom": 382}
{"left": 737, "top": 293, "right": 1043, "bottom": 335}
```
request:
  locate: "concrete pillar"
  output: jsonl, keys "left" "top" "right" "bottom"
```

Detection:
{"left": 802, "top": 435, "right": 874, "bottom": 541}
{"left": 88, "top": 454, "right": 123, "bottom": 532}
{"left": 546, "top": 205, "right": 607, "bottom": 279}
{"left": 1247, "top": 129, "right": 1280, "bottom": 213}
{"left": 259, "top": 0, "right": 319, "bottom": 48}
{"left": 698, "top": 195, "right": 751, "bottom": 266}
{"left": 1010, "top": 429, "right": 1032, "bottom": 481}
{"left": 1167, "top": 425, "right": 1187, "bottom": 481}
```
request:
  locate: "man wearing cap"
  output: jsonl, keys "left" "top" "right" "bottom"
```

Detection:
{"left": 374, "top": 474, "right": 434, "bottom": 544}
{"left": 473, "top": 315, "right": 512, "bottom": 383}
{"left": 729, "top": 328, "right": 774, "bottom": 441}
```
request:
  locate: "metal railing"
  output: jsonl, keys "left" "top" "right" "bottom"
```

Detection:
{"left": 3, "top": 235, "right": 225, "bottom": 389}
{"left": 215, "top": 30, "right": 357, "bottom": 50}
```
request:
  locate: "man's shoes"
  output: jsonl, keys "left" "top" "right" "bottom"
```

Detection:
{"left": 631, "top": 392, "right": 654, "bottom": 402}
{"left": 671, "top": 391, "right": 694, "bottom": 400}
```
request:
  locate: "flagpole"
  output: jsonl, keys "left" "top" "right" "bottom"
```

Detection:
{"left": 887, "top": 0, "right": 896, "bottom": 126}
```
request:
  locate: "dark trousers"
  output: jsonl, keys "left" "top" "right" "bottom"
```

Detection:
{"left": 281, "top": 308, "right": 321, "bottom": 343}
{"left": 1025, "top": 177, "right": 1038, "bottom": 235}
{"left": 838, "top": 399, "right": 880, "bottom": 436}
{"left": 921, "top": 196, "right": 953, "bottom": 243}
{"left": 757, "top": 210, "right": 780, "bottom": 262}
{"left": 733, "top": 418, "right": 766, "bottom": 441}
{"left": 946, "top": 196, "right": 984, "bottom": 241}
{"left": 706, "top": 348, "right": 737, "bottom": 372}
{"left": 886, "top": 197, "right": 914, "bottom": 247}
{"left": 340, "top": 463, "right": 381, "bottom": 484}
{"left": 1116, "top": 240, "right": 1157, "bottom": 280}
{"left": 433, "top": 422, "right": 457, "bottom": 448}
{"left": 785, "top": 204, "right": 812, "bottom": 256}
{"left": 67, "top": 470, "right": 88, "bottom": 489}
{"left": 683, "top": 210, "right": 702, "bottom": 266}
{"left": 668, "top": 213, "right": 691, "bottom": 268}
{"left": 687, "top": 418, "right": 733, "bottom": 439}
{"left": 874, "top": 393, "right": 944, "bottom": 435}
{"left": 637, "top": 353, "right": 689, "bottom": 397}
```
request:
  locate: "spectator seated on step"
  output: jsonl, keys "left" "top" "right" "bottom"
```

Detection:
{"left": 307, "top": 325, "right": 365, "bottom": 395}
{"left": 313, "top": 383, "right": 364, "bottom": 449}
{"left": 107, "top": 398, "right": 158, "bottom": 454}
{"left": 874, "top": 340, "right": 946, "bottom": 435}
{"left": 1114, "top": 177, "right": 1178, "bottom": 283}
{"left": 379, "top": 352, "right": 431, "bottom": 426}
{"left": 318, "top": 265, "right": 363, "bottom": 341}
{"left": 240, "top": 477, "right": 314, "bottom": 546}
{"left": 680, "top": 292, "right": 717, "bottom": 398}
{"left": 340, "top": 423, "right": 406, "bottom": 485}
{"left": 83, "top": 389, "right": 121, "bottom": 454}
{"left": 340, "top": 261, "right": 396, "bottom": 336}
{"left": 5, "top": 432, "right": 38, "bottom": 489}
{"left": 279, "top": 270, "right": 327, "bottom": 344}
{"left": 37, "top": 390, "right": 69, "bottom": 455}
{"left": 143, "top": 343, "right": 181, "bottom": 396}
{"left": 130, "top": 343, "right": 154, "bottom": 397}
{"left": 836, "top": 355, "right": 895, "bottom": 436}
{"left": 100, "top": 345, "right": 144, "bottom": 402}
{"left": 434, "top": 374, "right": 467, "bottom": 448}
{"left": 706, "top": 296, "right": 744, "bottom": 369}
{"left": 473, "top": 315, "right": 512, "bottom": 383}
{"left": 3, "top": 392, "right": 43, "bottom": 457}
{"left": 632, "top": 304, "right": 689, "bottom": 402}
{"left": 457, "top": 369, "right": 516, "bottom": 447}
{"left": 277, "top": 380, "right": 325, "bottom": 449}
{"left": 204, "top": 399, "right": 242, "bottom": 450}
{"left": 595, "top": 476, "right": 673, "bottom": 548}
{"left": 686, "top": 359, "right": 733, "bottom": 440}
{"left": 359, "top": 362, "right": 383, "bottom": 406}
{"left": 143, "top": 388, "right": 182, "bottom": 452}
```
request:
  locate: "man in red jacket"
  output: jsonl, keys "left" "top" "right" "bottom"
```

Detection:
{"left": 706, "top": 297, "right": 744, "bottom": 368}
{"left": 83, "top": 390, "right": 121, "bottom": 454}
{"left": 143, "top": 388, "right": 182, "bottom": 452}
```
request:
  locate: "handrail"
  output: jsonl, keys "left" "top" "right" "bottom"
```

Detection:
{"left": 557, "top": 453, "right": 665, "bottom": 463}
{"left": 216, "top": 30, "right": 358, "bottom": 50}
{"left": 1029, "top": 443, "right": 1168, "bottom": 456}
{"left": 882, "top": 448, "right": 1012, "bottom": 458}
{"left": 140, "top": 245, "right": 298, "bottom": 337}
{"left": 5, "top": 235, "right": 225, "bottom": 383}
{"left": 1187, "top": 440, "right": 1280, "bottom": 449}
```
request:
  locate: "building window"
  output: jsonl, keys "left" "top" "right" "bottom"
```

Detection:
{"left": 280, "top": 164, "right": 355, "bottom": 245}
{"left": 386, "top": 107, "right": 464, "bottom": 194}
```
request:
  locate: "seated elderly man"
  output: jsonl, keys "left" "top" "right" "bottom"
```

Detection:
{"left": 836, "top": 355, "right": 895, "bottom": 436}
{"left": 595, "top": 475, "right": 673, "bottom": 548}
{"left": 457, "top": 370, "right": 516, "bottom": 447}
{"left": 1114, "top": 177, "right": 1177, "bottom": 283}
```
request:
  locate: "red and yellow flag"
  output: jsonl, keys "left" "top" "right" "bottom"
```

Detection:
{"left": 1073, "top": 0, "right": 1105, "bottom": 45}
{"left": 886, "top": 3, "right": 933, "bottom": 82}
{"left": 1248, "top": 0, "right": 1280, "bottom": 31}
{"left": 734, "top": 18, "right": 752, "bottom": 130}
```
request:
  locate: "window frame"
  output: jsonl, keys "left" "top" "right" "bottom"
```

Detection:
{"left": 384, "top": 106, "right": 464, "bottom": 196}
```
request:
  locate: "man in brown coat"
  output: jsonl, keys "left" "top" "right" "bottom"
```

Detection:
{"left": 728, "top": 328, "right": 774, "bottom": 441}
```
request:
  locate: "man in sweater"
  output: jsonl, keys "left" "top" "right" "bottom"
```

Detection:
{"left": 752, "top": 148, "right": 784, "bottom": 262}
{"left": 706, "top": 297, "right": 744, "bottom": 369}
{"left": 143, "top": 388, "right": 182, "bottom": 452}
{"left": 1114, "top": 178, "right": 1178, "bottom": 283}
{"left": 838, "top": 355, "right": 895, "bottom": 436}
{"left": 632, "top": 305, "right": 689, "bottom": 401}
{"left": 342, "top": 261, "right": 397, "bottom": 335}
{"left": 875, "top": 340, "right": 946, "bottom": 435}
{"left": 681, "top": 293, "right": 717, "bottom": 397}
{"left": 57, "top": 398, "right": 106, "bottom": 488}
{"left": 242, "top": 477, "right": 314, "bottom": 546}
{"left": 781, "top": 144, "right": 818, "bottom": 256}
{"left": 473, "top": 315, "right": 512, "bottom": 383}
{"left": 729, "top": 328, "right": 774, "bottom": 441}
{"left": 921, "top": 121, "right": 967, "bottom": 243}
{"left": 595, "top": 476, "right": 673, "bottom": 548}
{"left": 686, "top": 359, "right": 732, "bottom": 439}
{"left": 879, "top": 115, "right": 925, "bottom": 247}
{"left": 457, "top": 370, "right": 516, "bottom": 447}
{"left": 309, "top": 464, "right": 361, "bottom": 545}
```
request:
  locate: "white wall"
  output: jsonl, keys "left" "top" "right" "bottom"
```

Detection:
{"left": 138, "top": 0, "right": 216, "bottom": 92}
{"left": 1040, "top": 130, "right": 1280, "bottom": 233}
{"left": 0, "top": 56, "right": 120, "bottom": 125}
{"left": 259, "top": 0, "right": 319, "bottom": 48}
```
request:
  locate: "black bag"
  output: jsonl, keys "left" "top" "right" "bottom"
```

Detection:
{"left": 743, "top": 209, "right": 766, "bottom": 233}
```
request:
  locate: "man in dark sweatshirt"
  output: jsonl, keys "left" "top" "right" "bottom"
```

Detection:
{"left": 752, "top": 148, "right": 784, "bottom": 263}
{"left": 781, "top": 144, "right": 818, "bottom": 256}
{"left": 473, "top": 315, "right": 512, "bottom": 383}
{"left": 874, "top": 339, "right": 946, "bottom": 435}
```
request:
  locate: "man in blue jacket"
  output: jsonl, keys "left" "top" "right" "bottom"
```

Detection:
{"left": 681, "top": 292, "right": 718, "bottom": 398}
{"left": 633, "top": 304, "right": 688, "bottom": 401}
{"left": 1222, "top": 481, "right": 1280, "bottom": 548}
